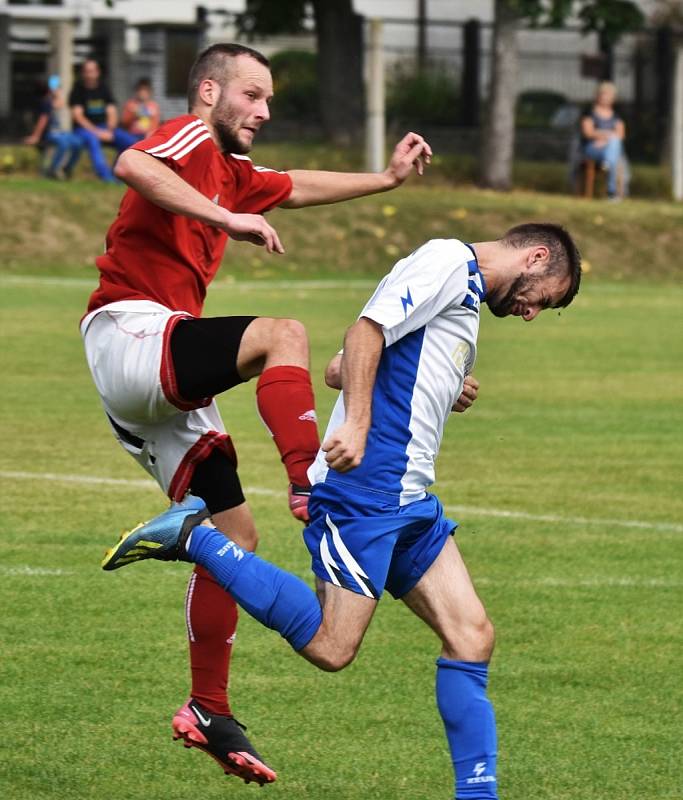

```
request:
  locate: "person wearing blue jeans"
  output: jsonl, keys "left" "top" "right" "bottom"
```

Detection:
{"left": 73, "top": 125, "right": 139, "bottom": 181}
{"left": 580, "top": 81, "right": 627, "bottom": 199}
{"left": 69, "top": 59, "right": 138, "bottom": 182}
{"left": 24, "top": 76, "right": 82, "bottom": 179}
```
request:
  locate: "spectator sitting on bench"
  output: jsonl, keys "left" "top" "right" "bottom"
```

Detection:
{"left": 121, "top": 77, "right": 160, "bottom": 140}
{"left": 580, "top": 81, "right": 628, "bottom": 199}
{"left": 24, "top": 75, "right": 82, "bottom": 180}
{"left": 69, "top": 59, "right": 138, "bottom": 183}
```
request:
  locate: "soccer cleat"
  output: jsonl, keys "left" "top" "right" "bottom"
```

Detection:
{"left": 172, "top": 699, "right": 277, "bottom": 785}
{"left": 288, "top": 483, "right": 311, "bottom": 523}
{"left": 101, "top": 495, "right": 209, "bottom": 571}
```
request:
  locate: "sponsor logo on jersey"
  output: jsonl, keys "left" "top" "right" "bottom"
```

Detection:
{"left": 452, "top": 341, "right": 470, "bottom": 371}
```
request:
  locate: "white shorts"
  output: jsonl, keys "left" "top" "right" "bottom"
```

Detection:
{"left": 81, "top": 301, "right": 236, "bottom": 501}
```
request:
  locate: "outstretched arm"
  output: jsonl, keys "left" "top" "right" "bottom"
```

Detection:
{"left": 322, "top": 318, "right": 384, "bottom": 472}
{"left": 114, "top": 149, "right": 284, "bottom": 253}
{"left": 281, "top": 132, "right": 432, "bottom": 208}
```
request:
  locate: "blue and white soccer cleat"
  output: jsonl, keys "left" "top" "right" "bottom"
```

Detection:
{"left": 101, "top": 494, "right": 209, "bottom": 571}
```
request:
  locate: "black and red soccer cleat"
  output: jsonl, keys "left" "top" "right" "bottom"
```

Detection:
{"left": 172, "top": 699, "right": 277, "bottom": 786}
{"left": 288, "top": 483, "right": 311, "bottom": 523}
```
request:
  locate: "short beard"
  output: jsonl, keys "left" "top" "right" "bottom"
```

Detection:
{"left": 210, "top": 101, "right": 250, "bottom": 155}
{"left": 487, "top": 272, "right": 539, "bottom": 318}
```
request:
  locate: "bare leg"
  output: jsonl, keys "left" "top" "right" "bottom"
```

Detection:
{"left": 236, "top": 317, "right": 310, "bottom": 378}
{"left": 299, "top": 582, "right": 377, "bottom": 672}
{"left": 402, "top": 537, "right": 498, "bottom": 799}
{"left": 402, "top": 536, "right": 494, "bottom": 662}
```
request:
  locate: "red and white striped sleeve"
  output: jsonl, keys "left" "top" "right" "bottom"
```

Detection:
{"left": 131, "top": 115, "right": 212, "bottom": 168}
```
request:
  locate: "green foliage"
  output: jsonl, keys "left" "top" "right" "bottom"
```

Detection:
{"left": 505, "top": 0, "right": 645, "bottom": 41}
{"left": 577, "top": 0, "right": 646, "bottom": 44}
{"left": 269, "top": 50, "right": 319, "bottom": 121}
{"left": 235, "top": 0, "right": 308, "bottom": 37}
{"left": 516, "top": 90, "right": 567, "bottom": 127}
{"left": 387, "top": 64, "right": 460, "bottom": 127}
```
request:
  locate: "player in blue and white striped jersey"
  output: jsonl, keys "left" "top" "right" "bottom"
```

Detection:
{"left": 114, "top": 222, "right": 581, "bottom": 798}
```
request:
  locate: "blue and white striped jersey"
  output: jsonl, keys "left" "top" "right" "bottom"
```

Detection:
{"left": 308, "top": 238, "right": 487, "bottom": 505}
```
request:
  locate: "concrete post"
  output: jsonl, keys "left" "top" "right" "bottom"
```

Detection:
{"left": 49, "top": 20, "right": 75, "bottom": 130}
{"left": 672, "top": 41, "right": 683, "bottom": 201}
{"left": 365, "top": 18, "right": 385, "bottom": 174}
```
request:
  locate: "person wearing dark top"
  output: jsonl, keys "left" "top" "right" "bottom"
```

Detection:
{"left": 69, "top": 59, "right": 138, "bottom": 182}
{"left": 580, "top": 81, "right": 627, "bottom": 199}
{"left": 24, "top": 75, "right": 82, "bottom": 179}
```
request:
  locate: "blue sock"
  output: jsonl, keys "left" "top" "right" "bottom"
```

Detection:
{"left": 186, "top": 525, "right": 322, "bottom": 651}
{"left": 436, "top": 658, "right": 498, "bottom": 799}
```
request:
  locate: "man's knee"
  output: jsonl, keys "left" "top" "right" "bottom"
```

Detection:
{"left": 311, "top": 642, "right": 358, "bottom": 673}
{"left": 443, "top": 613, "right": 495, "bottom": 663}
{"left": 272, "top": 317, "right": 307, "bottom": 347}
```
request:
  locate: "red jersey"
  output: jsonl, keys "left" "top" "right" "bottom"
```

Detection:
{"left": 87, "top": 115, "right": 293, "bottom": 317}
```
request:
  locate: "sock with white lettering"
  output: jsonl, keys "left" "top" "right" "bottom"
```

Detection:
{"left": 436, "top": 658, "right": 499, "bottom": 799}
{"left": 186, "top": 525, "right": 322, "bottom": 652}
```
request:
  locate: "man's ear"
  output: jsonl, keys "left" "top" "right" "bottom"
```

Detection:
{"left": 527, "top": 245, "right": 550, "bottom": 270}
{"left": 197, "top": 79, "right": 219, "bottom": 108}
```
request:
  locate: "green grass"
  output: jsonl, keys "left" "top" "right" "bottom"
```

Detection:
{"left": 2, "top": 173, "right": 683, "bottom": 284}
{"left": 1, "top": 273, "right": 682, "bottom": 800}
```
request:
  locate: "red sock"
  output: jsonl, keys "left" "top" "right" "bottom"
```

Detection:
{"left": 185, "top": 565, "right": 237, "bottom": 716}
{"left": 256, "top": 365, "right": 320, "bottom": 487}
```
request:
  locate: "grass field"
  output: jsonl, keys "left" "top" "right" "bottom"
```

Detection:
{"left": 1, "top": 259, "right": 682, "bottom": 799}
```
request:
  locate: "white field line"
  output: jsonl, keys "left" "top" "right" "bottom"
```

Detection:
{"left": 0, "top": 565, "right": 74, "bottom": 577}
{"left": 442, "top": 504, "right": 683, "bottom": 534}
{"left": 0, "top": 274, "right": 375, "bottom": 291}
{"left": 1, "top": 469, "right": 681, "bottom": 534}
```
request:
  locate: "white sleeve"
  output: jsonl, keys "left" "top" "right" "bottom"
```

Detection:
{"left": 359, "top": 239, "right": 469, "bottom": 346}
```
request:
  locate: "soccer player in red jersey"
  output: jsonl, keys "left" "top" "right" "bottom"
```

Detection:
{"left": 86, "top": 43, "right": 432, "bottom": 784}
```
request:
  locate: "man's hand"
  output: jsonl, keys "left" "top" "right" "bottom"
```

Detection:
{"left": 219, "top": 212, "right": 285, "bottom": 254}
{"left": 322, "top": 421, "right": 369, "bottom": 473}
{"left": 96, "top": 128, "right": 114, "bottom": 143}
{"left": 452, "top": 375, "right": 479, "bottom": 413}
{"left": 385, "top": 132, "right": 433, "bottom": 185}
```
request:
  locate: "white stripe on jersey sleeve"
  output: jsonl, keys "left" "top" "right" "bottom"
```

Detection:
{"left": 145, "top": 119, "right": 207, "bottom": 156}
{"left": 170, "top": 131, "right": 212, "bottom": 161}
{"left": 148, "top": 127, "right": 210, "bottom": 160}
{"left": 229, "top": 153, "right": 284, "bottom": 174}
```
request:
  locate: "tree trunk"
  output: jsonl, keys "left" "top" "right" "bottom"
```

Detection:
{"left": 480, "top": 0, "right": 520, "bottom": 190}
{"left": 311, "top": 0, "right": 364, "bottom": 145}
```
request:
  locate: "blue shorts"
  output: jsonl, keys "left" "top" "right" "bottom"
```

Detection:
{"left": 303, "top": 480, "right": 457, "bottom": 600}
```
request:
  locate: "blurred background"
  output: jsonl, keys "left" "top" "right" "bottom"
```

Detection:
{"left": 1, "top": 0, "right": 683, "bottom": 197}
